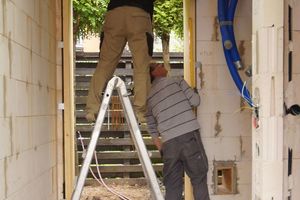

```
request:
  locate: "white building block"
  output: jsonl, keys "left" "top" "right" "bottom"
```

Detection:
{"left": 12, "top": 117, "right": 32, "bottom": 154}
{"left": 40, "top": 29, "right": 50, "bottom": 60}
{"left": 31, "top": 21, "right": 41, "bottom": 55}
{"left": 293, "top": 31, "right": 300, "bottom": 74}
{"left": 4, "top": 0, "right": 15, "bottom": 39}
{"left": 0, "top": 1, "right": 3, "bottom": 35}
{"left": 10, "top": 42, "right": 31, "bottom": 82}
{"left": 196, "top": 17, "right": 218, "bottom": 41}
{"left": 216, "top": 66, "right": 236, "bottom": 90}
{"left": 196, "top": 0, "right": 217, "bottom": 17}
{"left": 196, "top": 41, "right": 226, "bottom": 65}
{"left": 0, "top": 35, "right": 9, "bottom": 76}
{"left": 31, "top": 116, "right": 55, "bottom": 147}
{"left": 203, "top": 137, "right": 242, "bottom": 161}
{"left": 0, "top": 76, "right": 4, "bottom": 117}
{"left": 235, "top": 0, "right": 252, "bottom": 17}
{"left": 199, "top": 65, "right": 218, "bottom": 90}
{"left": 234, "top": 17, "right": 252, "bottom": 41}
{"left": 13, "top": 0, "right": 35, "bottom": 19}
{"left": 293, "top": 1, "right": 300, "bottom": 31}
{"left": 6, "top": 79, "right": 32, "bottom": 117}
{"left": 0, "top": 117, "right": 11, "bottom": 159}
{"left": 14, "top": 7, "right": 30, "bottom": 48}
{"left": 236, "top": 161, "right": 252, "bottom": 185}
{"left": 0, "top": 159, "right": 5, "bottom": 199}
{"left": 291, "top": 160, "right": 300, "bottom": 199}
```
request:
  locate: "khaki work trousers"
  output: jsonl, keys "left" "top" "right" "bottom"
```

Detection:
{"left": 86, "top": 6, "right": 153, "bottom": 118}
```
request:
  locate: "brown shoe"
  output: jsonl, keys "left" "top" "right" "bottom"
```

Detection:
{"left": 85, "top": 112, "right": 96, "bottom": 122}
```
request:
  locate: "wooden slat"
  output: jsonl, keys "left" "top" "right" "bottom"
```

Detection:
{"left": 77, "top": 137, "right": 153, "bottom": 146}
{"left": 78, "top": 151, "right": 161, "bottom": 160}
{"left": 84, "top": 164, "right": 163, "bottom": 173}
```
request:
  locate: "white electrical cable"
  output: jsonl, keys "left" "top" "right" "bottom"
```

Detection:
{"left": 77, "top": 131, "right": 132, "bottom": 200}
{"left": 241, "top": 81, "right": 257, "bottom": 108}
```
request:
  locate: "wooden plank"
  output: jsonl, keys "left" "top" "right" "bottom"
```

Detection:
{"left": 77, "top": 138, "right": 154, "bottom": 146}
{"left": 83, "top": 164, "right": 163, "bottom": 173}
{"left": 78, "top": 151, "right": 161, "bottom": 159}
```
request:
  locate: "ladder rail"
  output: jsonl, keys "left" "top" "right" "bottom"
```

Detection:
{"left": 116, "top": 79, "right": 164, "bottom": 200}
{"left": 71, "top": 77, "right": 164, "bottom": 200}
{"left": 71, "top": 78, "right": 116, "bottom": 200}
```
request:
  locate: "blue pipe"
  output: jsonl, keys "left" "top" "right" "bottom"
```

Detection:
{"left": 227, "top": 0, "right": 242, "bottom": 69}
{"left": 218, "top": 0, "right": 253, "bottom": 106}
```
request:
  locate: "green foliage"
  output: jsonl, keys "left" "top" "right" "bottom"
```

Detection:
{"left": 153, "top": 0, "right": 183, "bottom": 39}
{"left": 73, "top": 0, "right": 109, "bottom": 38}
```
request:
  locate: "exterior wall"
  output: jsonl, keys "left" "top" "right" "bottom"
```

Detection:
{"left": 196, "top": 0, "right": 252, "bottom": 199}
{"left": 0, "top": 0, "right": 62, "bottom": 199}
{"left": 283, "top": 0, "right": 300, "bottom": 199}
{"left": 252, "top": 0, "right": 284, "bottom": 199}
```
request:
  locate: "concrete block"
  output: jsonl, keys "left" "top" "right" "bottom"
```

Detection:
{"left": 197, "top": 113, "right": 213, "bottom": 138}
{"left": 0, "top": 117, "right": 11, "bottom": 159}
{"left": 293, "top": 1, "right": 300, "bottom": 31}
{"left": 235, "top": 0, "right": 252, "bottom": 17}
{"left": 0, "top": 36, "right": 9, "bottom": 76}
{"left": 216, "top": 66, "right": 236, "bottom": 90}
{"left": 31, "top": 116, "right": 54, "bottom": 147}
{"left": 292, "top": 31, "right": 300, "bottom": 74}
{"left": 198, "top": 65, "right": 218, "bottom": 90}
{"left": 6, "top": 151, "right": 34, "bottom": 196}
{"left": 291, "top": 159, "right": 300, "bottom": 199}
{"left": 0, "top": 1, "right": 3, "bottom": 35}
{"left": 40, "top": 3, "right": 49, "bottom": 32}
{"left": 234, "top": 17, "right": 252, "bottom": 41}
{"left": 199, "top": 90, "right": 242, "bottom": 114}
{"left": 0, "top": 159, "right": 5, "bottom": 199}
{"left": 7, "top": 169, "right": 54, "bottom": 200}
{"left": 31, "top": 21, "right": 41, "bottom": 55}
{"left": 12, "top": 117, "right": 32, "bottom": 154}
{"left": 196, "top": 17, "right": 219, "bottom": 41}
{"left": 4, "top": 0, "right": 16, "bottom": 39}
{"left": 0, "top": 76, "right": 4, "bottom": 117}
{"left": 203, "top": 137, "right": 242, "bottom": 161}
{"left": 6, "top": 79, "right": 32, "bottom": 117}
{"left": 32, "top": 54, "right": 48, "bottom": 87}
{"left": 196, "top": 0, "right": 217, "bottom": 17}
{"left": 14, "top": 7, "right": 30, "bottom": 48}
{"left": 236, "top": 161, "right": 252, "bottom": 185}
{"left": 10, "top": 42, "right": 31, "bottom": 82}
{"left": 196, "top": 41, "right": 226, "bottom": 65}
{"left": 13, "top": 0, "right": 35, "bottom": 19}
{"left": 40, "top": 29, "right": 50, "bottom": 60}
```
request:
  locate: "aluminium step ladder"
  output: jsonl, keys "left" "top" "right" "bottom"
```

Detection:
{"left": 71, "top": 76, "right": 164, "bottom": 200}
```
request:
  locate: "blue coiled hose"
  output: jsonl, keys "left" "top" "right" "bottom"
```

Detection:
{"left": 218, "top": 0, "right": 253, "bottom": 107}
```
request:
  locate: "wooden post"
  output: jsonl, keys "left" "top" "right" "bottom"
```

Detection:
{"left": 63, "top": 0, "right": 75, "bottom": 199}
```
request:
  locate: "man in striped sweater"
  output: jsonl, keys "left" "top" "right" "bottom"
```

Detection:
{"left": 145, "top": 63, "right": 210, "bottom": 200}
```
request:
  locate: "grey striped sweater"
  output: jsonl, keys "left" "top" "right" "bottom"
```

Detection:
{"left": 145, "top": 77, "right": 200, "bottom": 143}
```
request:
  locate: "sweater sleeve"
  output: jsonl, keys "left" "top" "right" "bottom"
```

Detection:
{"left": 178, "top": 78, "right": 200, "bottom": 107}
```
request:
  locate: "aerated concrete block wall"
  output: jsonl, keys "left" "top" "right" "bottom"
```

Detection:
{"left": 283, "top": 0, "right": 300, "bottom": 199}
{"left": 0, "top": 0, "right": 61, "bottom": 199}
{"left": 196, "top": 0, "right": 252, "bottom": 199}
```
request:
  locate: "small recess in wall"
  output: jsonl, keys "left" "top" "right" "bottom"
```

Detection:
{"left": 213, "top": 161, "right": 237, "bottom": 195}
